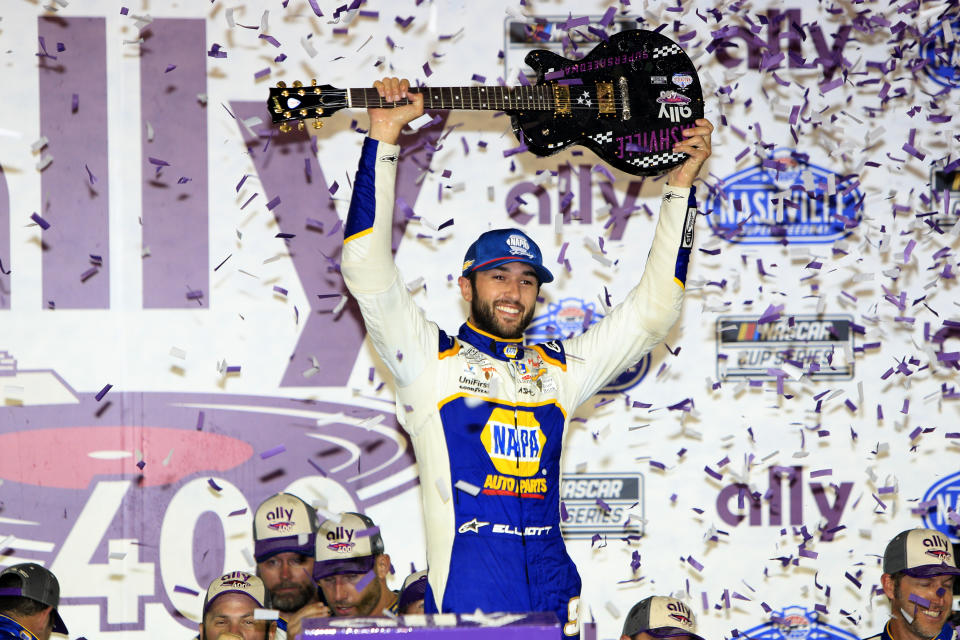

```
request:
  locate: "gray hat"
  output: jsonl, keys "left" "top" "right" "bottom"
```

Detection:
{"left": 313, "top": 512, "right": 384, "bottom": 581}
{"left": 0, "top": 563, "right": 68, "bottom": 635}
{"left": 622, "top": 596, "right": 705, "bottom": 640}
{"left": 883, "top": 528, "right": 960, "bottom": 578}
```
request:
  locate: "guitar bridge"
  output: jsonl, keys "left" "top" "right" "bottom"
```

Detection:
{"left": 553, "top": 84, "right": 571, "bottom": 115}
{"left": 596, "top": 82, "right": 615, "bottom": 115}
{"left": 619, "top": 77, "right": 630, "bottom": 120}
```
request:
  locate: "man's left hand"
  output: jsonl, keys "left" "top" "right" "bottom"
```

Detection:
{"left": 665, "top": 118, "right": 714, "bottom": 189}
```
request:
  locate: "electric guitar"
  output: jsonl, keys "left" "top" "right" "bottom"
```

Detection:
{"left": 266, "top": 29, "right": 703, "bottom": 177}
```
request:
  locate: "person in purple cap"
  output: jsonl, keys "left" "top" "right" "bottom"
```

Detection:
{"left": 0, "top": 563, "right": 68, "bottom": 640}
{"left": 864, "top": 528, "right": 960, "bottom": 640}
{"left": 340, "top": 76, "right": 712, "bottom": 638}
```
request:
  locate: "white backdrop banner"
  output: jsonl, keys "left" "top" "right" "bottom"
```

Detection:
{"left": 0, "top": 1, "right": 958, "bottom": 639}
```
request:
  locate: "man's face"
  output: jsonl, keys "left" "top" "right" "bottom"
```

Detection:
{"left": 201, "top": 593, "right": 271, "bottom": 640}
{"left": 459, "top": 262, "right": 539, "bottom": 340}
{"left": 317, "top": 571, "right": 382, "bottom": 617}
{"left": 886, "top": 573, "right": 954, "bottom": 640}
{"left": 622, "top": 632, "right": 693, "bottom": 640}
{"left": 257, "top": 552, "right": 317, "bottom": 613}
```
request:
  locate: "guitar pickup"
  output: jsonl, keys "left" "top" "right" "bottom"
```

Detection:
{"left": 619, "top": 77, "right": 630, "bottom": 121}
{"left": 553, "top": 84, "right": 571, "bottom": 115}
{"left": 596, "top": 82, "right": 615, "bottom": 115}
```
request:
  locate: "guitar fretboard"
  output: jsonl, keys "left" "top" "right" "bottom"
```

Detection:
{"left": 348, "top": 86, "right": 557, "bottom": 111}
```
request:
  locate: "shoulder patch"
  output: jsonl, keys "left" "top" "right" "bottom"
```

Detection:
{"left": 438, "top": 330, "right": 460, "bottom": 359}
{"left": 531, "top": 340, "right": 566, "bottom": 370}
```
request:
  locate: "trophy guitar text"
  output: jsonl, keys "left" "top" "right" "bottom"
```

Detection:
{"left": 267, "top": 29, "right": 704, "bottom": 177}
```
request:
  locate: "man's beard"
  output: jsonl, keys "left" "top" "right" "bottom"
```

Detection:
{"left": 470, "top": 285, "right": 535, "bottom": 340}
{"left": 271, "top": 581, "right": 315, "bottom": 612}
{"left": 353, "top": 578, "right": 383, "bottom": 616}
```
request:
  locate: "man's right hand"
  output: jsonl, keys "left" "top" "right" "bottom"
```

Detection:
{"left": 368, "top": 77, "right": 424, "bottom": 145}
{"left": 284, "top": 601, "right": 332, "bottom": 639}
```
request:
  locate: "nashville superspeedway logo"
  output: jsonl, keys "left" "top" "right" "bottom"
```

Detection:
{"left": 743, "top": 606, "right": 859, "bottom": 640}
{"left": 921, "top": 12, "right": 960, "bottom": 90}
{"left": 922, "top": 470, "right": 960, "bottom": 540}
{"left": 707, "top": 150, "right": 863, "bottom": 244}
{"left": 717, "top": 315, "right": 855, "bottom": 380}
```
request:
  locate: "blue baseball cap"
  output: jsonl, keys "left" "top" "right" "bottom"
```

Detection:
{"left": 461, "top": 228, "right": 554, "bottom": 284}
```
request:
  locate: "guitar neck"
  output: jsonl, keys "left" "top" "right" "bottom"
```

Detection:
{"left": 348, "top": 85, "right": 556, "bottom": 111}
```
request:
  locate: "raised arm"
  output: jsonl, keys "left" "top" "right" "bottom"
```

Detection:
{"left": 561, "top": 119, "right": 714, "bottom": 406}
{"left": 339, "top": 78, "right": 433, "bottom": 389}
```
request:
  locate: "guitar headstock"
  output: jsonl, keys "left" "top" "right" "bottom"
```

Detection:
{"left": 267, "top": 80, "right": 348, "bottom": 131}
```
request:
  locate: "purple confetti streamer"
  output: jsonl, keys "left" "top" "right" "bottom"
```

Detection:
{"left": 174, "top": 585, "right": 200, "bottom": 596}
{"left": 260, "top": 445, "right": 286, "bottom": 459}
{"left": 95, "top": 384, "right": 112, "bottom": 402}
{"left": 208, "top": 478, "right": 223, "bottom": 492}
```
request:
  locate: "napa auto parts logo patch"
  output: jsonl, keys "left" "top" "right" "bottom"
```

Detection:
{"left": 742, "top": 606, "right": 860, "bottom": 640}
{"left": 931, "top": 163, "right": 960, "bottom": 229}
{"left": 525, "top": 298, "right": 650, "bottom": 393}
{"left": 0, "top": 354, "right": 415, "bottom": 635}
{"left": 716, "top": 315, "right": 855, "bottom": 381}
{"left": 921, "top": 471, "right": 960, "bottom": 540}
{"left": 559, "top": 472, "right": 643, "bottom": 540}
{"left": 707, "top": 151, "right": 863, "bottom": 244}
{"left": 921, "top": 12, "right": 960, "bottom": 90}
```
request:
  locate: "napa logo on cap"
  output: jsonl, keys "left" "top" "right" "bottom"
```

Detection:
{"left": 525, "top": 298, "right": 650, "bottom": 393}
{"left": 742, "top": 606, "right": 859, "bottom": 640}
{"left": 921, "top": 470, "right": 960, "bottom": 540}
{"left": 505, "top": 234, "right": 534, "bottom": 258}
{"left": 480, "top": 408, "right": 545, "bottom": 476}
{"left": 707, "top": 149, "right": 862, "bottom": 244}
{"left": 921, "top": 14, "right": 960, "bottom": 90}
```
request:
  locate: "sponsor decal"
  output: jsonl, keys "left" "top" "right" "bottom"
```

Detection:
{"left": 326, "top": 542, "right": 355, "bottom": 553}
{"left": 716, "top": 466, "right": 852, "bottom": 541}
{"left": 462, "top": 259, "right": 475, "bottom": 270}
{"left": 658, "top": 101, "right": 693, "bottom": 123}
{"left": 740, "top": 606, "right": 860, "bottom": 640}
{"left": 667, "top": 600, "right": 693, "bottom": 626}
{"left": 458, "top": 375, "right": 491, "bottom": 394}
{"left": 671, "top": 73, "right": 693, "bottom": 88}
{"left": 656, "top": 90, "right": 691, "bottom": 105}
{"left": 921, "top": 13, "right": 960, "bottom": 90}
{"left": 457, "top": 518, "right": 490, "bottom": 534}
{"left": 481, "top": 408, "right": 545, "bottom": 477}
{"left": 921, "top": 471, "right": 960, "bottom": 539}
{"left": 218, "top": 571, "right": 253, "bottom": 589}
{"left": 559, "top": 473, "right": 643, "bottom": 540}
{"left": 650, "top": 75, "right": 668, "bottom": 84}
{"left": 491, "top": 523, "right": 552, "bottom": 536}
{"left": 505, "top": 233, "right": 534, "bottom": 258}
{"left": 707, "top": 150, "right": 863, "bottom": 244}
{"left": 265, "top": 507, "right": 296, "bottom": 532}
{"left": 716, "top": 315, "right": 855, "bottom": 381}
{"left": 525, "top": 298, "right": 650, "bottom": 394}
{"left": 483, "top": 473, "right": 548, "bottom": 499}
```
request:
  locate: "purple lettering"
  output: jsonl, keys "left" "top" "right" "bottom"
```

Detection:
{"left": 39, "top": 17, "right": 110, "bottom": 309}
{"left": 598, "top": 180, "right": 643, "bottom": 241}
{"left": 141, "top": 19, "right": 208, "bottom": 308}
{"left": 616, "top": 136, "right": 625, "bottom": 159}
{"left": 233, "top": 102, "right": 448, "bottom": 386}
{"left": 810, "top": 481, "right": 853, "bottom": 540}
{"left": 558, "top": 164, "right": 592, "bottom": 225}
{"left": 505, "top": 182, "right": 550, "bottom": 225}
{"left": 0, "top": 164, "right": 8, "bottom": 308}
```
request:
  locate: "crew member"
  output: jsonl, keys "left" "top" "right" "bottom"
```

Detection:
{"left": 313, "top": 512, "right": 398, "bottom": 617}
{"left": 620, "top": 595, "right": 706, "bottom": 640}
{"left": 0, "top": 563, "right": 68, "bottom": 640}
{"left": 397, "top": 570, "right": 428, "bottom": 615}
{"left": 341, "top": 76, "right": 712, "bottom": 637}
{"left": 199, "top": 571, "right": 279, "bottom": 640}
{"left": 864, "top": 528, "right": 959, "bottom": 640}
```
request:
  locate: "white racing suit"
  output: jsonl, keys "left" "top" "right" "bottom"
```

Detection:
{"left": 341, "top": 137, "right": 696, "bottom": 637}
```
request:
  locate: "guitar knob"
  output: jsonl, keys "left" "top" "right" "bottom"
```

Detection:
{"left": 277, "top": 81, "right": 287, "bottom": 88}
{"left": 293, "top": 80, "right": 303, "bottom": 88}
{"left": 313, "top": 120, "right": 323, "bottom": 129}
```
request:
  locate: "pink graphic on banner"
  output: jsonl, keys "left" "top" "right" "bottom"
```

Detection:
{"left": 38, "top": 17, "right": 110, "bottom": 309}
{"left": 141, "top": 19, "right": 209, "bottom": 308}
{"left": 229, "top": 102, "right": 449, "bottom": 387}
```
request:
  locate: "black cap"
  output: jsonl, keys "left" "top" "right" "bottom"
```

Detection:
{"left": 0, "top": 563, "right": 68, "bottom": 635}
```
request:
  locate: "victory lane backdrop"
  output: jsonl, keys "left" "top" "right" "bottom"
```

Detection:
{"left": 0, "top": 1, "right": 958, "bottom": 640}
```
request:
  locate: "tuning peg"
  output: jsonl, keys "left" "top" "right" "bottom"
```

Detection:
{"left": 311, "top": 79, "right": 317, "bottom": 86}
{"left": 293, "top": 80, "right": 303, "bottom": 88}
{"left": 277, "top": 81, "right": 287, "bottom": 88}
{"left": 313, "top": 120, "right": 324, "bottom": 129}
{"left": 314, "top": 107, "right": 324, "bottom": 116}
{"left": 279, "top": 123, "right": 291, "bottom": 133}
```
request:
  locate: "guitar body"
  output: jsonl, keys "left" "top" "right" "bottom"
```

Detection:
{"left": 509, "top": 29, "right": 704, "bottom": 176}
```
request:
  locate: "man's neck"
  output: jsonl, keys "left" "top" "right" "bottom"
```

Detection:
{"left": 374, "top": 580, "right": 398, "bottom": 616}
{"left": 0, "top": 613, "right": 39, "bottom": 639}
{"left": 888, "top": 617, "right": 945, "bottom": 640}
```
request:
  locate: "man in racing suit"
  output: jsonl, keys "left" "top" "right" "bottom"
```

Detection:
{"left": 340, "top": 76, "right": 712, "bottom": 637}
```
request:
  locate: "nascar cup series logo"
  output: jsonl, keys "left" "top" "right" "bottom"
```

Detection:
{"left": 921, "top": 12, "right": 960, "bottom": 90}
{"left": 743, "top": 606, "right": 859, "bottom": 640}
{"left": 525, "top": 298, "right": 650, "bottom": 393}
{"left": 921, "top": 471, "right": 960, "bottom": 540}
{"left": 708, "top": 150, "right": 862, "bottom": 244}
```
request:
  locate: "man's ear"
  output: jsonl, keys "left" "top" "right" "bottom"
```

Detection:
{"left": 458, "top": 276, "right": 473, "bottom": 303}
{"left": 881, "top": 573, "right": 896, "bottom": 600}
{"left": 375, "top": 554, "right": 392, "bottom": 579}
{"left": 198, "top": 623, "right": 205, "bottom": 640}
